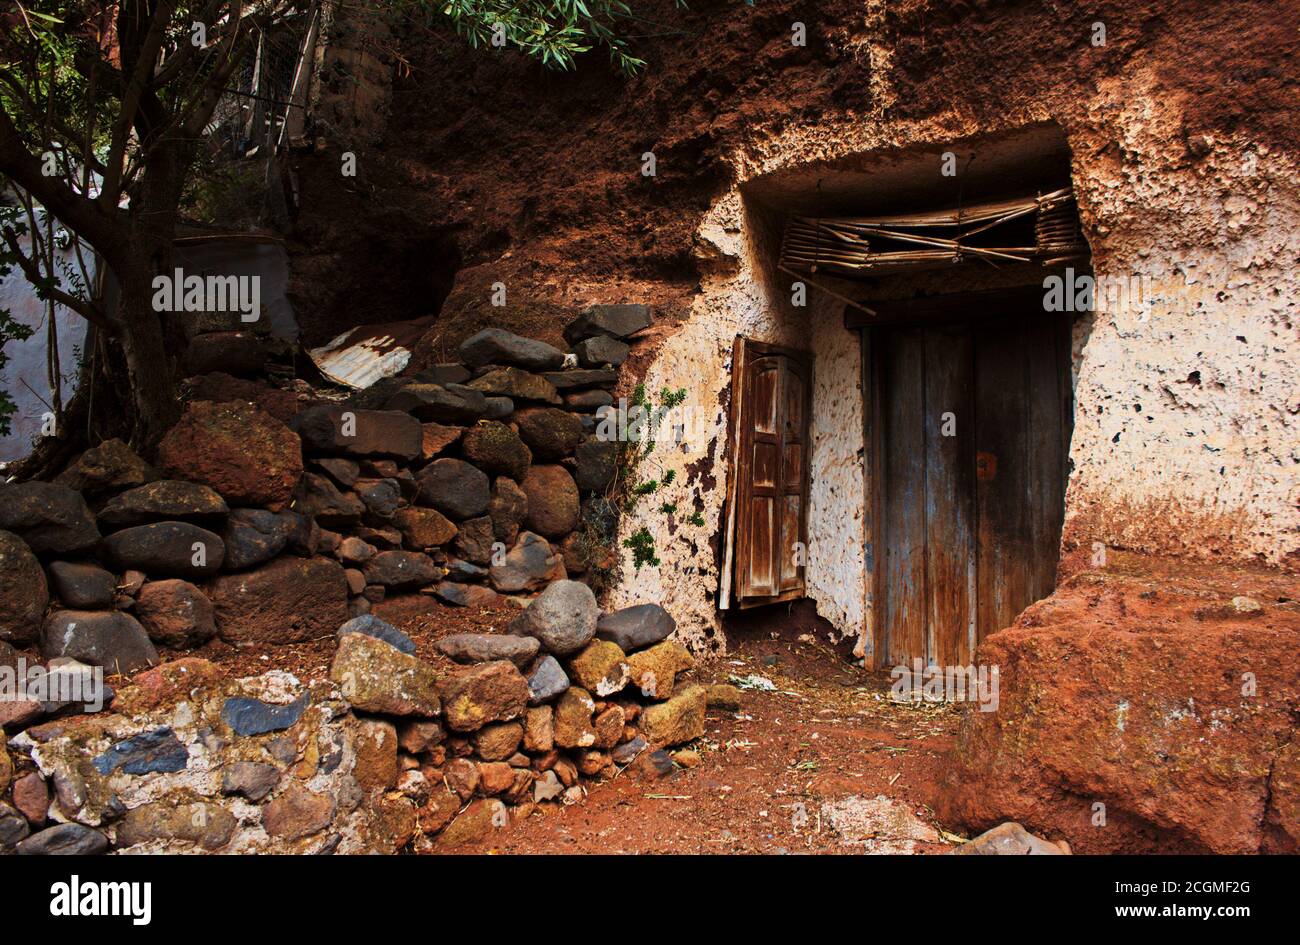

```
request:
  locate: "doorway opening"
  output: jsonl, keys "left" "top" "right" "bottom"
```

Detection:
{"left": 866, "top": 287, "right": 1074, "bottom": 668}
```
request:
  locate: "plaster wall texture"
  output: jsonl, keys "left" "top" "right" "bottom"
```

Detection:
{"left": 613, "top": 89, "right": 1298, "bottom": 653}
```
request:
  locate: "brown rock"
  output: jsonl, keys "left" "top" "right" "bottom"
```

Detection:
{"left": 134, "top": 579, "right": 217, "bottom": 647}
{"left": 487, "top": 477, "right": 528, "bottom": 544}
{"left": 592, "top": 705, "right": 627, "bottom": 749}
{"left": 445, "top": 757, "right": 480, "bottom": 800}
{"left": 262, "top": 784, "right": 335, "bottom": 840}
{"left": 371, "top": 793, "right": 418, "bottom": 852}
{"left": 577, "top": 750, "right": 609, "bottom": 776}
{"left": 157, "top": 400, "right": 302, "bottom": 510}
{"left": 462, "top": 420, "right": 533, "bottom": 481}
{"left": 627, "top": 640, "right": 695, "bottom": 700}
{"left": 639, "top": 685, "right": 707, "bottom": 747}
{"left": 519, "top": 465, "right": 580, "bottom": 538}
{"left": 12, "top": 772, "right": 47, "bottom": 824}
{"left": 115, "top": 797, "right": 237, "bottom": 851}
{"left": 514, "top": 407, "right": 584, "bottom": 461}
{"left": 524, "top": 706, "right": 554, "bottom": 752}
{"left": 568, "top": 640, "right": 630, "bottom": 697}
{"left": 936, "top": 582, "right": 1300, "bottom": 854}
{"left": 436, "top": 661, "right": 529, "bottom": 732}
{"left": 353, "top": 718, "right": 399, "bottom": 791}
{"left": 209, "top": 556, "right": 348, "bottom": 645}
{"left": 330, "top": 633, "right": 441, "bottom": 716}
{"left": 0, "top": 530, "right": 48, "bottom": 645}
{"left": 54, "top": 438, "right": 155, "bottom": 496}
{"left": 393, "top": 506, "right": 458, "bottom": 550}
{"left": 397, "top": 720, "right": 446, "bottom": 755}
{"left": 437, "top": 798, "right": 506, "bottom": 847}
{"left": 477, "top": 760, "right": 515, "bottom": 795}
{"left": 553, "top": 686, "right": 597, "bottom": 749}
{"left": 453, "top": 514, "right": 496, "bottom": 566}
{"left": 417, "top": 787, "right": 460, "bottom": 835}
{"left": 706, "top": 683, "right": 743, "bottom": 711}
{"left": 420, "top": 423, "right": 465, "bottom": 461}
{"left": 474, "top": 722, "right": 523, "bottom": 761}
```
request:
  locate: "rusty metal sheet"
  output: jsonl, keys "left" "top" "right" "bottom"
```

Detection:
{"left": 306, "top": 316, "right": 435, "bottom": 389}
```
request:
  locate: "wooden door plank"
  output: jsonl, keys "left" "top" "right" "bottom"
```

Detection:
{"left": 924, "top": 324, "right": 975, "bottom": 667}
{"left": 1026, "top": 312, "right": 1066, "bottom": 604}
{"left": 881, "top": 328, "right": 928, "bottom": 667}
{"left": 778, "top": 358, "right": 810, "bottom": 594}
{"left": 739, "top": 357, "right": 782, "bottom": 599}
{"left": 975, "top": 315, "right": 1032, "bottom": 643}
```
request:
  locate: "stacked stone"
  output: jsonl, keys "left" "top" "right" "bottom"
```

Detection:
{"left": 0, "top": 305, "right": 649, "bottom": 688}
{"left": 325, "top": 584, "right": 731, "bottom": 850}
{"left": 0, "top": 595, "right": 737, "bottom": 854}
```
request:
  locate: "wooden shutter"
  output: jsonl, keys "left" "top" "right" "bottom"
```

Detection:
{"left": 720, "top": 338, "right": 812, "bottom": 609}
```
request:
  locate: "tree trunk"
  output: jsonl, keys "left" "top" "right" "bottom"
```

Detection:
{"left": 113, "top": 257, "right": 180, "bottom": 447}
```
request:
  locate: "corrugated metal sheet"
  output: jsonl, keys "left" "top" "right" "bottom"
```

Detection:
{"left": 306, "top": 316, "right": 434, "bottom": 389}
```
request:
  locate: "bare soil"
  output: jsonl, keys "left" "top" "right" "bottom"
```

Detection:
{"left": 454, "top": 602, "right": 963, "bottom": 855}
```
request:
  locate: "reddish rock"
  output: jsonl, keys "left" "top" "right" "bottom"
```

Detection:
{"left": 436, "top": 661, "right": 529, "bottom": 732}
{"left": 157, "top": 400, "right": 303, "bottom": 510}
{"left": 519, "top": 465, "right": 579, "bottom": 538}
{"left": 353, "top": 719, "right": 399, "bottom": 791}
{"left": 13, "top": 772, "right": 47, "bottom": 824}
{"left": 209, "top": 556, "right": 348, "bottom": 645}
{"left": 135, "top": 579, "right": 218, "bottom": 647}
{"left": 935, "top": 570, "right": 1300, "bottom": 854}
{"left": 477, "top": 760, "right": 515, "bottom": 795}
{"left": 187, "top": 372, "right": 304, "bottom": 423}
{"left": 54, "top": 438, "right": 155, "bottom": 496}
{"left": 420, "top": 423, "right": 464, "bottom": 460}
{"left": 262, "top": 784, "right": 335, "bottom": 840}
{"left": 393, "top": 506, "right": 458, "bottom": 550}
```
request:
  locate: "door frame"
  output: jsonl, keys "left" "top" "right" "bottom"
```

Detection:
{"left": 719, "top": 336, "right": 814, "bottom": 611}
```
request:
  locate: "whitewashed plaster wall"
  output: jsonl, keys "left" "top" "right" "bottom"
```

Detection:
{"left": 613, "top": 79, "right": 1300, "bottom": 654}
{"left": 607, "top": 190, "right": 868, "bottom": 654}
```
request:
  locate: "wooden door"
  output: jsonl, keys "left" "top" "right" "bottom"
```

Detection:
{"left": 720, "top": 338, "right": 812, "bottom": 609}
{"left": 872, "top": 309, "right": 1071, "bottom": 667}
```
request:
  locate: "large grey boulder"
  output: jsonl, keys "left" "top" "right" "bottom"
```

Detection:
{"left": 291, "top": 405, "right": 423, "bottom": 461}
{"left": 384, "top": 383, "right": 489, "bottom": 425}
{"left": 516, "top": 580, "right": 599, "bottom": 656}
{"left": 0, "top": 482, "right": 100, "bottom": 556}
{"left": 102, "top": 521, "right": 225, "bottom": 578}
{"left": 416, "top": 458, "right": 490, "bottom": 520}
{"left": 435, "top": 634, "right": 540, "bottom": 669}
{"left": 459, "top": 328, "right": 566, "bottom": 372}
{"left": 48, "top": 561, "right": 116, "bottom": 610}
{"left": 596, "top": 604, "right": 677, "bottom": 653}
{"left": 562, "top": 304, "right": 651, "bottom": 345}
{"left": 97, "top": 480, "right": 228, "bottom": 529}
{"left": 40, "top": 610, "right": 158, "bottom": 674}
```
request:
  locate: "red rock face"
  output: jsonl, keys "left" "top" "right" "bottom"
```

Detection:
{"left": 933, "top": 557, "right": 1300, "bottom": 854}
{"left": 157, "top": 401, "right": 304, "bottom": 510}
